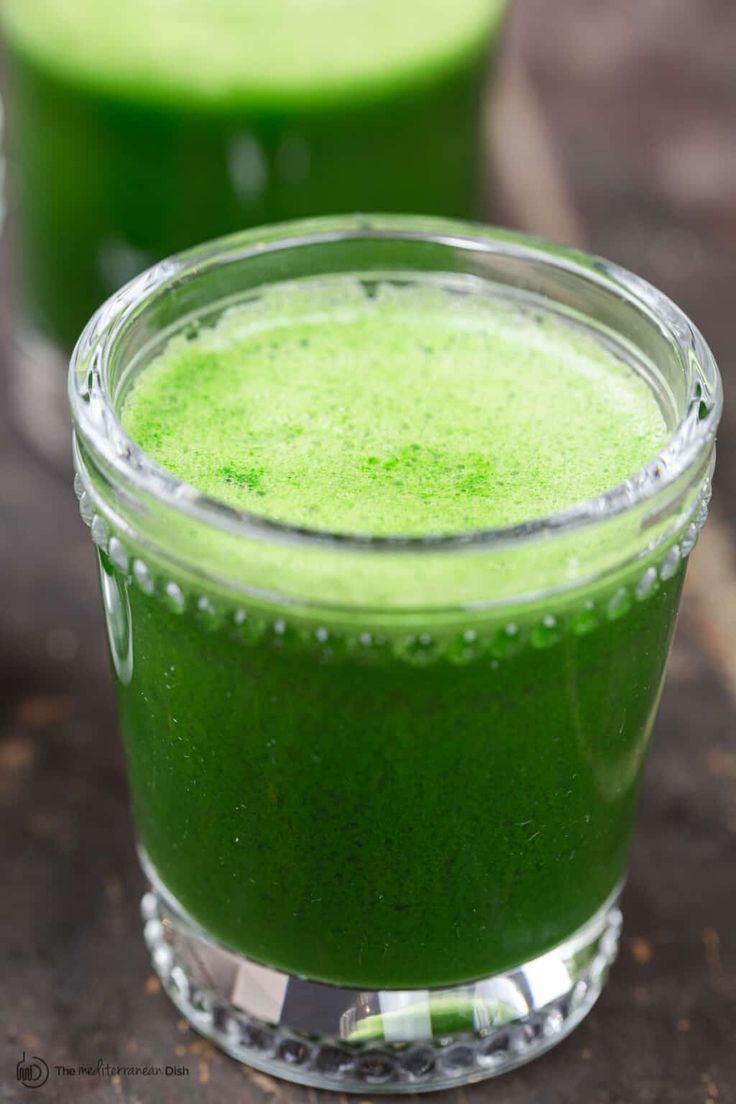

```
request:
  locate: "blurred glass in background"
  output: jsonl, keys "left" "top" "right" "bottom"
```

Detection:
{"left": 0, "top": 0, "right": 509, "bottom": 463}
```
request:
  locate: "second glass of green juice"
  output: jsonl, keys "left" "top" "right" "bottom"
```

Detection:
{"left": 2, "top": 0, "right": 509, "bottom": 462}
{"left": 70, "top": 216, "right": 720, "bottom": 1092}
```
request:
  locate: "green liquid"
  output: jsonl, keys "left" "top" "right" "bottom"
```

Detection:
{"left": 105, "top": 276, "right": 684, "bottom": 989}
{"left": 2, "top": 0, "right": 506, "bottom": 349}
{"left": 124, "top": 279, "right": 667, "bottom": 535}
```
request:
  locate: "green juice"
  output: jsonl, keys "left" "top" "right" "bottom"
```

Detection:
{"left": 1, "top": 0, "right": 507, "bottom": 351}
{"left": 109, "top": 277, "right": 682, "bottom": 990}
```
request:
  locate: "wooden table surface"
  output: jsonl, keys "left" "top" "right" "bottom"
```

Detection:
{"left": 1, "top": 2, "right": 735, "bottom": 1101}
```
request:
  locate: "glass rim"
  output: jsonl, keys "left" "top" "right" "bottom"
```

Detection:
{"left": 69, "top": 214, "right": 722, "bottom": 557}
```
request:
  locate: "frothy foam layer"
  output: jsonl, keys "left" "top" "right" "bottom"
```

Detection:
{"left": 122, "top": 278, "right": 668, "bottom": 539}
{"left": 1, "top": 0, "right": 505, "bottom": 107}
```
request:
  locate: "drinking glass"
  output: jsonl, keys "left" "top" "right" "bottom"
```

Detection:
{"left": 2, "top": 0, "right": 509, "bottom": 463}
{"left": 70, "top": 215, "right": 720, "bottom": 1091}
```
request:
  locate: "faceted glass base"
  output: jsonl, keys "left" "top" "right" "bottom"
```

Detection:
{"left": 141, "top": 868, "right": 622, "bottom": 1092}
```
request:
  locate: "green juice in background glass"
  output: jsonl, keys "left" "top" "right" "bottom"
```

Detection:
{"left": 71, "top": 218, "right": 720, "bottom": 1090}
{"left": 1, "top": 0, "right": 508, "bottom": 353}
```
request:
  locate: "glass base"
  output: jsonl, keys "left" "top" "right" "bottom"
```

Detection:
{"left": 141, "top": 860, "right": 622, "bottom": 1092}
{"left": 11, "top": 328, "right": 72, "bottom": 471}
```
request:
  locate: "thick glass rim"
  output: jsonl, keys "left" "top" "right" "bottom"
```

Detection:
{"left": 69, "top": 214, "right": 722, "bottom": 556}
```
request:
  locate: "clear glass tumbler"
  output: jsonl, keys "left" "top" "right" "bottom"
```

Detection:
{"left": 70, "top": 216, "right": 720, "bottom": 1091}
{"left": 2, "top": 0, "right": 509, "bottom": 465}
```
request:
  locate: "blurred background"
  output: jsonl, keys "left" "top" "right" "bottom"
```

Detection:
{"left": 1, "top": 1, "right": 735, "bottom": 1101}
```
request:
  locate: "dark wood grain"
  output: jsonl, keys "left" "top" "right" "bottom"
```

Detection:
{"left": 2, "top": 2, "right": 735, "bottom": 1101}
